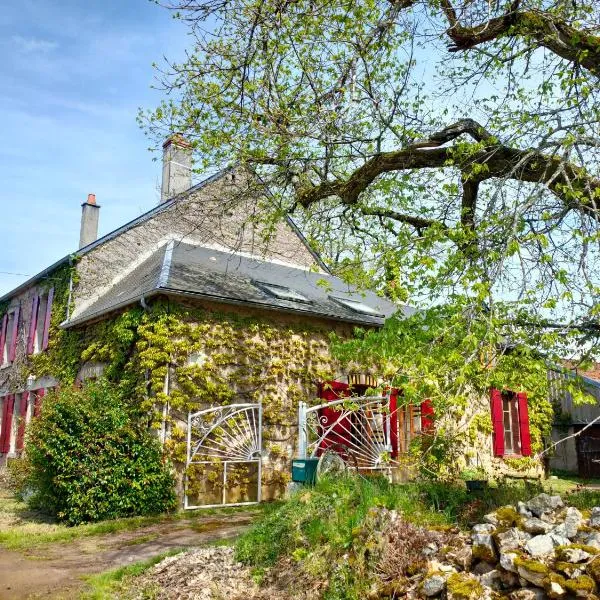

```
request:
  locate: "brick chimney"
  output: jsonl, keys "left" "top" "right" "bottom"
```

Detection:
{"left": 161, "top": 133, "right": 192, "bottom": 203}
{"left": 79, "top": 193, "right": 100, "bottom": 249}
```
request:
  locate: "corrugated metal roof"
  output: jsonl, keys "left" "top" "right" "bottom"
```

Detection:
{"left": 64, "top": 241, "right": 410, "bottom": 328}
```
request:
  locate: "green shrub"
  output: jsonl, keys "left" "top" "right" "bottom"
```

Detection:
{"left": 21, "top": 380, "right": 176, "bottom": 525}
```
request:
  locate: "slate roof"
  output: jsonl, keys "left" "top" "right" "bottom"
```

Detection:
{"left": 64, "top": 241, "right": 411, "bottom": 328}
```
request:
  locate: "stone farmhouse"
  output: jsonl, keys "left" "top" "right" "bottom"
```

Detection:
{"left": 0, "top": 137, "right": 538, "bottom": 506}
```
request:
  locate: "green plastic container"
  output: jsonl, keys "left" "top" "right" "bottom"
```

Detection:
{"left": 291, "top": 457, "right": 319, "bottom": 484}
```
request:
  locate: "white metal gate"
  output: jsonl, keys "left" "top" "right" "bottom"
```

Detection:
{"left": 185, "top": 403, "right": 262, "bottom": 509}
{"left": 298, "top": 396, "right": 401, "bottom": 471}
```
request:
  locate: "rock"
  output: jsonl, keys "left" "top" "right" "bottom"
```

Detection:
{"left": 516, "top": 558, "right": 550, "bottom": 587}
{"left": 499, "top": 569, "right": 520, "bottom": 588}
{"left": 584, "top": 532, "right": 600, "bottom": 549}
{"left": 472, "top": 533, "right": 498, "bottom": 563}
{"left": 446, "top": 572, "right": 484, "bottom": 600}
{"left": 518, "top": 501, "right": 533, "bottom": 518}
{"left": 483, "top": 512, "right": 499, "bottom": 526}
{"left": 472, "top": 561, "right": 495, "bottom": 575}
{"left": 422, "top": 573, "right": 446, "bottom": 597}
{"left": 564, "top": 574, "right": 596, "bottom": 597}
{"left": 526, "top": 494, "right": 564, "bottom": 517}
{"left": 545, "top": 572, "right": 568, "bottom": 599}
{"left": 500, "top": 552, "right": 519, "bottom": 573}
{"left": 495, "top": 527, "right": 531, "bottom": 552}
{"left": 555, "top": 560, "right": 584, "bottom": 578}
{"left": 590, "top": 507, "right": 600, "bottom": 528}
{"left": 525, "top": 534, "right": 555, "bottom": 557}
{"left": 588, "top": 556, "right": 600, "bottom": 584}
{"left": 510, "top": 588, "right": 547, "bottom": 600}
{"left": 447, "top": 546, "right": 473, "bottom": 571}
{"left": 480, "top": 569, "right": 503, "bottom": 591}
{"left": 563, "top": 507, "right": 583, "bottom": 539}
{"left": 522, "top": 517, "right": 553, "bottom": 535}
{"left": 549, "top": 531, "right": 570, "bottom": 548}
{"left": 422, "top": 542, "right": 439, "bottom": 557}
{"left": 557, "top": 547, "right": 592, "bottom": 563}
{"left": 472, "top": 523, "right": 496, "bottom": 534}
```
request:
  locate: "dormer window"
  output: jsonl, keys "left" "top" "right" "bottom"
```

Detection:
{"left": 255, "top": 282, "right": 311, "bottom": 304}
{"left": 329, "top": 296, "right": 384, "bottom": 317}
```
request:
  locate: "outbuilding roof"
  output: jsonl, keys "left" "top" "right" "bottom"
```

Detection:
{"left": 63, "top": 241, "right": 410, "bottom": 328}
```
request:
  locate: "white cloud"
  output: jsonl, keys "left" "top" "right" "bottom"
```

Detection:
{"left": 12, "top": 34, "right": 58, "bottom": 54}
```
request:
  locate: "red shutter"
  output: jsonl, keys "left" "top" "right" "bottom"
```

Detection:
{"left": 0, "top": 397, "right": 8, "bottom": 452}
{"left": 421, "top": 399, "right": 434, "bottom": 432}
{"left": 0, "top": 395, "right": 15, "bottom": 453}
{"left": 41, "top": 288, "right": 54, "bottom": 351}
{"left": 389, "top": 388, "right": 400, "bottom": 458}
{"left": 317, "top": 381, "right": 351, "bottom": 456}
{"left": 27, "top": 295, "right": 40, "bottom": 355}
{"left": 16, "top": 392, "right": 29, "bottom": 451}
{"left": 8, "top": 306, "right": 20, "bottom": 362}
{"left": 0, "top": 314, "right": 7, "bottom": 363}
{"left": 33, "top": 388, "right": 45, "bottom": 418}
{"left": 517, "top": 392, "right": 532, "bottom": 456}
{"left": 490, "top": 388, "right": 504, "bottom": 457}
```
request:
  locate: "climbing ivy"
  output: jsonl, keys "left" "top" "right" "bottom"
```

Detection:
{"left": 32, "top": 293, "right": 340, "bottom": 498}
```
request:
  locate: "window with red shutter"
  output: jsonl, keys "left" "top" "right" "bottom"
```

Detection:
{"left": 491, "top": 388, "right": 531, "bottom": 457}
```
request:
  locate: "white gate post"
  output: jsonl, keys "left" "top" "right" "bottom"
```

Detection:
{"left": 298, "top": 401, "right": 308, "bottom": 458}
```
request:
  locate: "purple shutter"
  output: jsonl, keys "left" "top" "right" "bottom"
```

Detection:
{"left": 8, "top": 305, "right": 21, "bottom": 362}
{"left": 490, "top": 388, "right": 505, "bottom": 457}
{"left": 42, "top": 288, "right": 54, "bottom": 351}
{"left": 27, "top": 295, "right": 40, "bottom": 355}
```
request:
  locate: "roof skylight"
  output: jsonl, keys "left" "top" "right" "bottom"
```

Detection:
{"left": 255, "top": 282, "right": 311, "bottom": 303}
{"left": 329, "top": 296, "right": 384, "bottom": 317}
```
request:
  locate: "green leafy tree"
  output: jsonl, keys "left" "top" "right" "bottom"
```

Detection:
{"left": 142, "top": 1, "right": 600, "bottom": 440}
{"left": 23, "top": 380, "right": 176, "bottom": 525}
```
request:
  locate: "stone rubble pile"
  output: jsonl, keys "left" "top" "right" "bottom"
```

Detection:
{"left": 417, "top": 494, "right": 600, "bottom": 599}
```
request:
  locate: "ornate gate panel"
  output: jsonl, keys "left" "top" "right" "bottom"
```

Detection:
{"left": 298, "top": 396, "right": 406, "bottom": 471}
{"left": 185, "top": 403, "right": 262, "bottom": 509}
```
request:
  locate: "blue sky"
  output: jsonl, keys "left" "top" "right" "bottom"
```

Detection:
{"left": 0, "top": 0, "right": 189, "bottom": 295}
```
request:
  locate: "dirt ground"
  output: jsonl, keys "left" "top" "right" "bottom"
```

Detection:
{"left": 0, "top": 510, "right": 255, "bottom": 599}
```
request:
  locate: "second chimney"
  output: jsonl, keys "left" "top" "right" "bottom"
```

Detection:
{"left": 161, "top": 133, "right": 192, "bottom": 203}
{"left": 79, "top": 193, "right": 100, "bottom": 249}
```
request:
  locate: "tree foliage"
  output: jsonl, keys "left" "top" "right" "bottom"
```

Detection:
{"left": 22, "top": 380, "right": 176, "bottom": 525}
{"left": 142, "top": 0, "right": 600, "bottom": 418}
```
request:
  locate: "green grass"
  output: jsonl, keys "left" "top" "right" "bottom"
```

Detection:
{"left": 0, "top": 490, "right": 262, "bottom": 552}
{"left": 79, "top": 549, "right": 184, "bottom": 599}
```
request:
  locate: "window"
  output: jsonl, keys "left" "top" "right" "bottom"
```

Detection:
{"left": 329, "top": 296, "right": 384, "bottom": 317}
{"left": 502, "top": 393, "right": 521, "bottom": 454}
{"left": 490, "top": 388, "right": 531, "bottom": 457}
{"left": 255, "top": 282, "right": 311, "bottom": 303}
